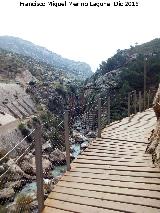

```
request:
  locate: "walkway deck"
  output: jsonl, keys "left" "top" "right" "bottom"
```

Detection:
{"left": 43, "top": 109, "right": 160, "bottom": 213}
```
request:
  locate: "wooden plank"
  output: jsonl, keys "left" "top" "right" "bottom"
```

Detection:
{"left": 93, "top": 138, "right": 147, "bottom": 145}
{"left": 82, "top": 147, "right": 145, "bottom": 156}
{"left": 73, "top": 158, "right": 151, "bottom": 167}
{"left": 53, "top": 185, "right": 160, "bottom": 209}
{"left": 88, "top": 140, "right": 148, "bottom": 147}
{"left": 77, "top": 154, "right": 151, "bottom": 163}
{"left": 64, "top": 171, "right": 160, "bottom": 185}
{"left": 43, "top": 207, "right": 72, "bottom": 213}
{"left": 102, "top": 136, "right": 147, "bottom": 141}
{"left": 70, "top": 167, "right": 160, "bottom": 178}
{"left": 88, "top": 145, "right": 145, "bottom": 152}
{"left": 83, "top": 149, "right": 151, "bottom": 157}
{"left": 72, "top": 163, "right": 160, "bottom": 173}
{"left": 110, "top": 169, "right": 160, "bottom": 178}
{"left": 44, "top": 199, "right": 119, "bottom": 213}
{"left": 90, "top": 144, "right": 146, "bottom": 150}
{"left": 90, "top": 141, "right": 146, "bottom": 148}
{"left": 83, "top": 150, "right": 145, "bottom": 156}
{"left": 91, "top": 140, "right": 146, "bottom": 146}
{"left": 48, "top": 192, "right": 160, "bottom": 213}
{"left": 60, "top": 175, "right": 160, "bottom": 191}
{"left": 57, "top": 180, "right": 160, "bottom": 200}
{"left": 80, "top": 151, "right": 151, "bottom": 160}
{"left": 93, "top": 137, "right": 147, "bottom": 143}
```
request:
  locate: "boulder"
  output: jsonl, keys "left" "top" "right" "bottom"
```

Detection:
{"left": 19, "top": 156, "right": 53, "bottom": 175}
{"left": 86, "top": 131, "right": 96, "bottom": 138}
{"left": 5, "top": 180, "right": 26, "bottom": 192}
{"left": 74, "top": 133, "right": 88, "bottom": 144}
{"left": 42, "top": 141, "right": 53, "bottom": 154}
{"left": 19, "top": 160, "right": 35, "bottom": 176}
{"left": 81, "top": 142, "right": 88, "bottom": 149}
{"left": 7, "top": 159, "right": 32, "bottom": 181}
{"left": 0, "top": 187, "right": 15, "bottom": 204}
{"left": 49, "top": 149, "right": 66, "bottom": 165}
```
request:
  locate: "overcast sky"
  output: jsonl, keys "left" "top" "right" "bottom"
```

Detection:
{"left": 0, "top": 0, "right": 160, "bottom": 71}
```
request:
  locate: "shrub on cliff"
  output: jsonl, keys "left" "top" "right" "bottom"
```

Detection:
{"left": 15, "top": 194, "right": 33, "bottom": 213}
{"left": 18, "top": 123, "right": 32, "bottom": 143}
{"left": 0, "top": 205, "right": 7, "bottom": 213}
{"left": 0, "top": 148, "right": 9, "bottom": 163}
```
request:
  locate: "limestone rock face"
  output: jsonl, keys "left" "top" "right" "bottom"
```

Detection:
{"left": 153, "top": 85, "right": 160, "bottom": 119}
{"left": 146, "top": 85, "right": 160, "bottom": 167}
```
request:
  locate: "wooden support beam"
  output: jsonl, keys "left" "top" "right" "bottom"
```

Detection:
{"left": 128, "top": 92, "right": 131, "bottom": 117}
{"left": 34, "top": 123, "right": 44, "bottom": 213}
{"left": 147, "top": 90, "right": 150, "bottom": 109}
{"left": 98, "top": 97, "right": 101, "bottom": 138}
{"left": 134, "top": 90, "right": 137, "bottom": 114}
{"left": 64, "top": 110, "right": 71, "bottom": 171}
{"left": 138, "top": 91, "right": 142, "bottom": 112}
{"left": 107, "top": 96, "right": 110, "bottom": 125}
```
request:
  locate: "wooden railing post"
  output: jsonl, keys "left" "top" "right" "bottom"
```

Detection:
{"left": 138, "top": 91, "right": 142, "bottom": 112}
{"left": 147, "top": 90, "right": 150, "bottom": 109}
{"left": 97, "top": 97, "right": 101, "bottom": 138}
{"left": 107, "top": 96, "right": 110, "bottom": 125}
{"left": 144, "top": 58, "right": 147, "bottom": 110}
{"left": 34, "top": 123, "right": 44, "bottom": 213}
{"left": 134, "top": 90, "right": 137, "bottom": 114}
{"left": 64, "top": 110, "right": 71, "bottom": 171}
{"left": 128, "top": 92, "right": 131, "bottom": 117}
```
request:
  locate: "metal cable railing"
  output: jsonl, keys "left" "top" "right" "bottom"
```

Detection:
{"left": 0, "top": 129, "right": 35, "bottom": 164}
{"left": 0, "top": 88, "right": 157, "bottom": 212}
{"left": 0, "top": 113, "right": 66, "bottom": 213}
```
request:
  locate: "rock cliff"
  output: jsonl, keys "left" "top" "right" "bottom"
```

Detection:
{"left": 146, "top": 84, "right": 160, "bottom": 167}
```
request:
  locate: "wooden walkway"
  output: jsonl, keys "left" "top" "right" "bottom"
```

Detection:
{"left": 43, "top": 109, "right": 160, "bottom": 213}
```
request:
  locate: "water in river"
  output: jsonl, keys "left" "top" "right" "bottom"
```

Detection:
{"left": 18, "top": 143, "right": 81, "bottom": 196}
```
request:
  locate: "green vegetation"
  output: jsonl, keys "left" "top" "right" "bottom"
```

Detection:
{"left": 18, "top": 123, "right": 32, "bottom": 143}
{"left": 85, "top": 38, "right": 160, "bottom": 123}
{"left": 40, "top": 111, "right": 65, "bottom": 149}
{"left": 15, "top": 194, "right": 33, "bottom": 213}
{"left": 0, "top": 148, "right": 9, "bottom": 164}
{"left": 0, "top": 205, "right": 7, "bottom": 213}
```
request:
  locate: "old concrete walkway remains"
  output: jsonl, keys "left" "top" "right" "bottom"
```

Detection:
{"left": 43, "top": 109, "right": 160, "bottom": 213}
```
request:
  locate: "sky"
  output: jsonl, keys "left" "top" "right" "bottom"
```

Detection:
{"left": 0, "top": 0, "right": 160, "bottom": 72}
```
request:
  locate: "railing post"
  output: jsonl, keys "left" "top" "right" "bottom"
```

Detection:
{"left": 134, "top": 90, "right": 137, "bottom": 114}
{"left": 144, "top": 58, "right": 147, "bottom": 110}
{"left": 128, "top": 92, "right": 131, "bottom": 117}
{"left": 97, "top": 97, "right": 101, "bottom": 138}
{"left": 64, "top": 110, "right": 71, "bottom": 171}
{"left": 147, "top": 90, "right": 150, "bottom": 109}
{"left": 34, "top": 122, "right": 44, "bottom": 213}
{"left": 138, "top": 91, "right": 142, "bottom": 112}
{"left": 107, "top": 96, "right": 110, "bottom": 125}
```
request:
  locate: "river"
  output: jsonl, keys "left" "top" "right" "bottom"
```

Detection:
{"left": 17, "top": 143, "right": 81, "bottom": 197}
